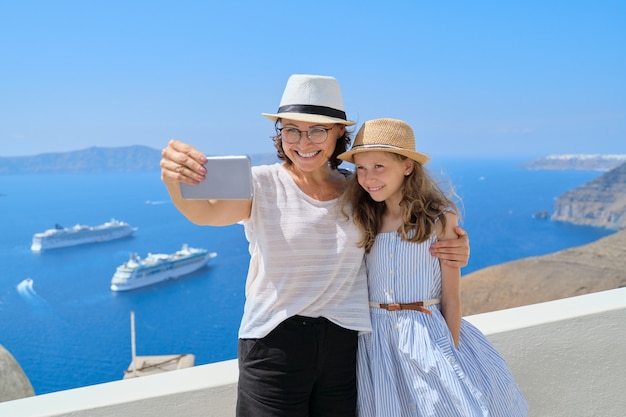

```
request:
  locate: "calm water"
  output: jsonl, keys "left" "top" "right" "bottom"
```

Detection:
{"left": 0, "top": 157, "right": 613, "bottom": 394}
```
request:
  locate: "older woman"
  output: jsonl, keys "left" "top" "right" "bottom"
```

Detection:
{"left": 160, "top": 74, "right": 470, "bottom": 417}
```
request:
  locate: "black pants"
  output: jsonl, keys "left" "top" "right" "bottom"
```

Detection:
{"left": 237, "top": 316, "right": 358, "bottom": 417}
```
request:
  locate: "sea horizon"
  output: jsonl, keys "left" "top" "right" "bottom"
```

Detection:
{"left": 0, "top": 157, "right": 615, "bottom": 394}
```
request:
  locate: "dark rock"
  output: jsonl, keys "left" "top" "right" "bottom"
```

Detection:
{"left": 532, "top": 210, "right": 550, "bottom": 219}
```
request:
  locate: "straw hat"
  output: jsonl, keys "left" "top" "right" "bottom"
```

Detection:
{"left": 338, "top": 118, "right": 429, "bottom": 164}
{"left": 262, "top": 74, "right": 355, "bottom": 126}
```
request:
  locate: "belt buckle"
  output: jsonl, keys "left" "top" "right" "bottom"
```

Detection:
{"left": 386, "top": 303, "right": 401, "bottom": 311}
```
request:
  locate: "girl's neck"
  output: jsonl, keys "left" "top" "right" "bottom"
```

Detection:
{"left": 380, "top": 200, "right": 404, "bottom": 233}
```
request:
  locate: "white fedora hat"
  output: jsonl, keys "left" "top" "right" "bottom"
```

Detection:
{"left": 338, "top": 118, "right": 430, "bottom": 164}
{"left": 262, "top": 74, "right": 355, "bottom": 126}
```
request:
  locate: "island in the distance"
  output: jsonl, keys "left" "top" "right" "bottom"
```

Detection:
{"left": 521, "top": 154, "right": 626, "bottom": 171}
{"left": 0, "top": 146, "right": 278, "bottom": 175}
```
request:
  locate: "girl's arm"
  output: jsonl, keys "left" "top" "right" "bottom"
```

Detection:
{"left": 438, "top": 212, "right": 462, "bottom": 348}
{"left": 161, "top": 140, "right": 252, "bottom": 226}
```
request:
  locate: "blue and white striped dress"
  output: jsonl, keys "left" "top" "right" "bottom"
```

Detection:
{"left": 357, "top": 231, "right": 528, "bottom": 417}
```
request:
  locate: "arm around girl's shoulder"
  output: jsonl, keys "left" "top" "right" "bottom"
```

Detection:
{"left": 430, "top": 213, "right": 469, "bottom": 268}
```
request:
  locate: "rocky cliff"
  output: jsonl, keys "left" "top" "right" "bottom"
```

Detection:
{"left": 551, "top": 162, "right": 626, "bottom": 229}
{"left": 461, "top": 228, "right": 626, "bottom": 315}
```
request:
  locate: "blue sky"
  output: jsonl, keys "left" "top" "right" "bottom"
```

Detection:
{"left": 1, "top": 1, "right": 624, "bottom": 159}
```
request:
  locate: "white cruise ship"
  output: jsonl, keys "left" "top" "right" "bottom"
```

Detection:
{"left": 31, "top": 219, "right": 137, "bottom": 252}
{"left": 110, "top": 244, "right": 217, "bottom": 291}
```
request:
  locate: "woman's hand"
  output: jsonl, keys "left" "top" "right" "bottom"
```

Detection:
{"left": 160, "top": 139, "right": 253, "bottom": 227}
{"left": 430, "top": 226, "right": 470, "bottom": 268}
{"left": 160, "top": 139, "right": 208, "bottom": 185}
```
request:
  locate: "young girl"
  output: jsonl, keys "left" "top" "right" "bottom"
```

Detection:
{"left": 339, "top": 118, "right": 528, "bottom": 416}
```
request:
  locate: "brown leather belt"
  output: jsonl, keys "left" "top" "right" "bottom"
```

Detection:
{"left": 369, "top": 299, "right": 439, "bottom": 315}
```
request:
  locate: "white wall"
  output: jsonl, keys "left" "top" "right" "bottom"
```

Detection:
{"left": 1, "top": 288, "right": 625, "bottom": 417}
{"left": 466, "top": 287, "right": 626, "bottom": 417}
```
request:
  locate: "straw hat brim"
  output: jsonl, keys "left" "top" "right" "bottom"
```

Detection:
{"left": 262, "top": 112, "right": 355, "bottom": 126}
{"left": 338, "top": 147, "right": 430, "bottom": 164}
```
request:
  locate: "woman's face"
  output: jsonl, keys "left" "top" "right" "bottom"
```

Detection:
{"left": 279, "top": 118, "right": 343, "bottom": 172}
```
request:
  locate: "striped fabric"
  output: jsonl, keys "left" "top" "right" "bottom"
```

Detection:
{"left": 239, "top": 164, "right": 371, "bottom": 339}
{"left": 357, "top": 231, "right": 528, "bottom": 416}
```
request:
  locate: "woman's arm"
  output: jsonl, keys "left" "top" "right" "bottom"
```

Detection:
{"left": 161, "top": 139, "right": 252, "bottom": 226}
{"left": 430, "top": 225, "right": 470, "bottom": 268}
{"left": 437, "top": 212, "right": 462, "bottom": 348}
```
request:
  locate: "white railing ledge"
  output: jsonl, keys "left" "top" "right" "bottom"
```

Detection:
{"left": 2, "top": 287, "right": 625, "bottom": 417}
{"left": 465, "top": 286, "right": 626, "bottom": 334}
{"left": 0, "top": 359, "right": 238, "bottom": 417}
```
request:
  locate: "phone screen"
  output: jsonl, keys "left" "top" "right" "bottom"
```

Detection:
{"left": 180, "top": 155, "right": 253, "bottom": 200}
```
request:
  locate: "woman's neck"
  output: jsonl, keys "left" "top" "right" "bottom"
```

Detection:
{"left": 283, "top": 163, "right": 345, "bottom": 201}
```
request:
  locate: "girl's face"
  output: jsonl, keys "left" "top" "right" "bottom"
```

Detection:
{"left": 279, "top": 119, "right": 342, "bottom": 172}
{"left": 353, "top": 151, "right": 413, "bottom": 205}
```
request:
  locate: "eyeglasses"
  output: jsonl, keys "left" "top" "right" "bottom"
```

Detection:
{"left": 277, "top": 126, "right": 334, "bottom": 144}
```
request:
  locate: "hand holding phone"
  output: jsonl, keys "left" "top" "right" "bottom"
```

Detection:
{"left": 180, "top": 155, "right": 253, "bottom": 200}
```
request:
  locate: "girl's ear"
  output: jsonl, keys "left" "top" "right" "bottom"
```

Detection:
{"left": 404, "top": 160, "right": 414, "bottom": 176}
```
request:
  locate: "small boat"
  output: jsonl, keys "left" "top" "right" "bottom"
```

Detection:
{"left": 124, "top": 311, "right": 195, "bottom": 379}
{"left": 31, "top": 219, "right": 137, "bottom": 252}
{"left": 110, "top": 244, "right": 217, "bottom": 291}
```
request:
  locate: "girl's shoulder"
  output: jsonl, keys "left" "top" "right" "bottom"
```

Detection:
{"left": 436, "top": 211, "right": 459, "bottom": 240}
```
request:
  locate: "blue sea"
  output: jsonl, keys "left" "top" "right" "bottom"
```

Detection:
{"left": 0, "top": 157, "right": 614, "bottom": 395}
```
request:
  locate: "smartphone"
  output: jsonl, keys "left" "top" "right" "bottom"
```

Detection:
{"left": 180, "top": 155, "right": 253, "bottom": 200}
